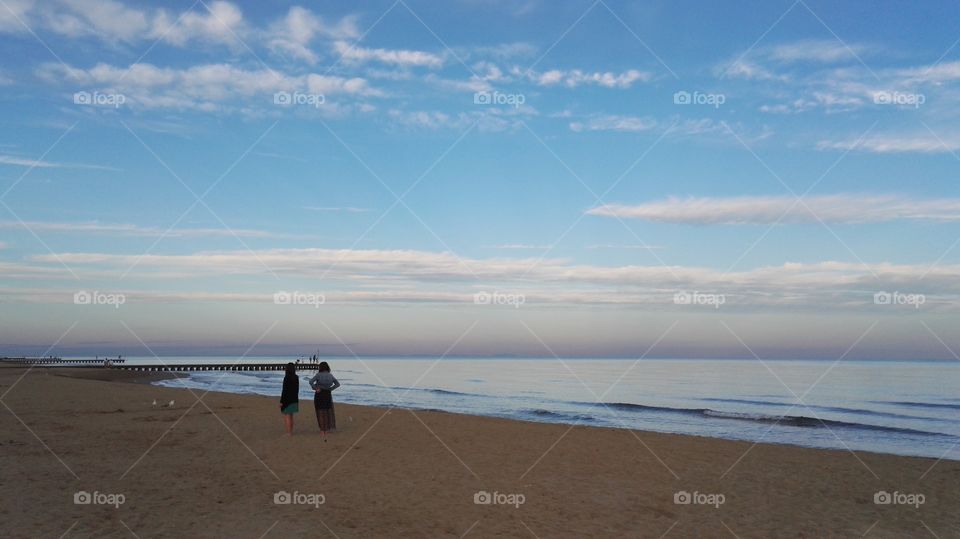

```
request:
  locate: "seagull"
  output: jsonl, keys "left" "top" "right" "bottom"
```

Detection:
{"left": 152, "top": 399, "right": 157, "bottom": 407}
{"left": 162, "top": 400, "right": 174, "bottom": 408}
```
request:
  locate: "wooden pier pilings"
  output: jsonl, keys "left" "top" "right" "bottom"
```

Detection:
{"left": 1, "top": 357, "right": 319, "bottom": 372}
{"left": 117, "top": 363, "right": 310, "bottom": 372}
{"left": 0, "top": 357, "right": 123, "bottom": 365}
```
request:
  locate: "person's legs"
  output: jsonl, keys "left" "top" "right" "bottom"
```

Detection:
{"left": 283, "top": 414, "right": 293, "bottom": 435}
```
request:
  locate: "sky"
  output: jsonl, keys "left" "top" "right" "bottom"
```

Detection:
{"left": 1, "top": 0, "right": 960, "bottom": 359}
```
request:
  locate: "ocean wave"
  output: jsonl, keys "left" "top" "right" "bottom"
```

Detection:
{"left": 525, "top": 409, "right": 595, "bottom": 422}
{"left": 701, "top": 398, "right": 948, "bottom": 422}
{"left": 883, "top": 401, "right": 960, "bottom": 411}
{"left": 701, "top": 410, "right": 952, "bottom": 437}
{"left": 586, "top": 401, "right": 953, "bottom": 438}
{"left": 700, "top": 397, "right": 792, "bottom": 407}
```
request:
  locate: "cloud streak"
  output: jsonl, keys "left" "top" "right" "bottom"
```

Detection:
{"left": 587, "top": 194, "right": 960, "bottom": 224}
{"left": 0, "top": 221, "right": 277, "bottom": 238}
{"left": 10, "top": 247, "right": 960, "bottom": 310}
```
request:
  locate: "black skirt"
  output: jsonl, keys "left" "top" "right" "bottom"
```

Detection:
{"left": 314, "top": 390, "right": 336, "bottom": 431}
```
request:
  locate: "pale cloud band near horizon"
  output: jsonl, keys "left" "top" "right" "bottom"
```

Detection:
{"left": 587, "top": 194, "right": 960, "bottom": 225}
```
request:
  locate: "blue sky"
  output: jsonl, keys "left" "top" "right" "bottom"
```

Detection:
{"left": 1, "top": 0, "right": 960, "bottom": 359}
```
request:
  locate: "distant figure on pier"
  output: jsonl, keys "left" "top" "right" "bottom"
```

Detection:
{"left": 279, "top": 363, "right": 299, "bottom": 436}
{"left": 309, "top": 361, "right": 340, "bottom": 441}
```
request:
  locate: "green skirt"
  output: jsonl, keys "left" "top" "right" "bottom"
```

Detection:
{"left": 281, "top": 402, "right": 299, "bottom": 415}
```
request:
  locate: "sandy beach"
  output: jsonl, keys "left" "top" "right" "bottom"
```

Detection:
{"left": 0, "top": 366, "right": 957, "bottom": 538}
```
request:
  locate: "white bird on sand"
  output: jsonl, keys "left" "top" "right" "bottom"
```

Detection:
{"left": 162, "top": 400, "right": 174, "bottom": 408}
{"left": 152, "top": 399, "right": 157, "bottom": 407}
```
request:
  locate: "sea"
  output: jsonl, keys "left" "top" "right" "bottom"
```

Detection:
{"left": 128, "top": 357, "right": 959, "bottom": 461}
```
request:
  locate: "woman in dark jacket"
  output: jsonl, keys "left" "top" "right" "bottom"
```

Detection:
{"left": 280, "top": 362, "right": 299, "bottom": 436}
{"left": 309, "top": 361, "right": 340, "bottom": 441}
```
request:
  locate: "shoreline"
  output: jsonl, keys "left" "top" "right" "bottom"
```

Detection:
{"left": 154, "top": 371, "right": 952, "bottom": 465}
{"left": 148, "top": 366, "right": 958, "bottom": 463}
{"left": 1, "top": 367, "right": 957, "bottom": 537}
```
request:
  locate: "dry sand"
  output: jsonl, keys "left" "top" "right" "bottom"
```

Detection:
{"left": 0, "top": 366, "right": 957, "bottom": 538}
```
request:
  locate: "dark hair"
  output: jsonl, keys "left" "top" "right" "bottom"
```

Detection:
{"left": 318, "top": 361, "right": 330, "bottom": 372}
{"left": 285, "top": 362, "right": 296, "bottom": 376}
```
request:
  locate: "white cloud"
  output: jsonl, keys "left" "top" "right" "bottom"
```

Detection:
{"left": 0, "top": 155, "right": 117, "bottom": 170}
{"left": 0, "top": 220, "right": 276, "bottom": 238}
{"left": 570, "top": 115, "right": 656, "bottom": 133}
{"left": 817, "top": 134, "right": 960, "bottom": 154}
{"left": 152, "top": 0, "right": 246, "bottom": 47}
{"left": 531, "top": 68, "right": 650, "bottom": 88}
{"left": 43, "top": 0, "right": 151, "bottom": 43}
{"left": 265, "top": 7, "right": 359, "bottom": 64}
{"left": 40, "top": 61, "right": 380, "bottom": 111}
{"left": 769, "top": 39, "right": 867, "bottom": 64}
{"left": 14, "top": 0, "right": 246, "bottom": 47}
{"left": 3, "top": 1, "right": 358, "bottom": 60}
{"left": 387, "top": 108, "right": 526, "bottom": 132}
{"left": 722, "top": 60, "right": 784, "bottom": 81}
{"left": 16, "top": 247, "right": 960, "bottom": 309}
{"left": 891, "top": 61, "right": 960, "bottom": 85}
{"left": 0, "top": 0, "right": 32, "bottom": 32}
{"left": 333, "top": 41, "right": 445, "bottom": 68}
{"left": 587, "top": 194, "right": 960, "bottom": 224}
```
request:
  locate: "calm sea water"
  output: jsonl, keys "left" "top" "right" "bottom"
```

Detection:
{"left": 139, "top": 357, "right": 960, "bottom": 460}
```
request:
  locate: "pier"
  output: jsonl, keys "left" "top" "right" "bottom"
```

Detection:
{"left": 115, "top": 363, "right": 315, "bottom": 372}
{"left": 1, "top": 357, "right": 123, "bottom": 365}
{"left": 1, "top": 356, "right": 316, "bottom": 372}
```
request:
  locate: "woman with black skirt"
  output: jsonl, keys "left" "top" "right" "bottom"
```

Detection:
{"left": 279, "top": 362, "right": 299, "bottom": 436}
{"left": 309, "top": 361, "right": 341, "bottom": 441}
